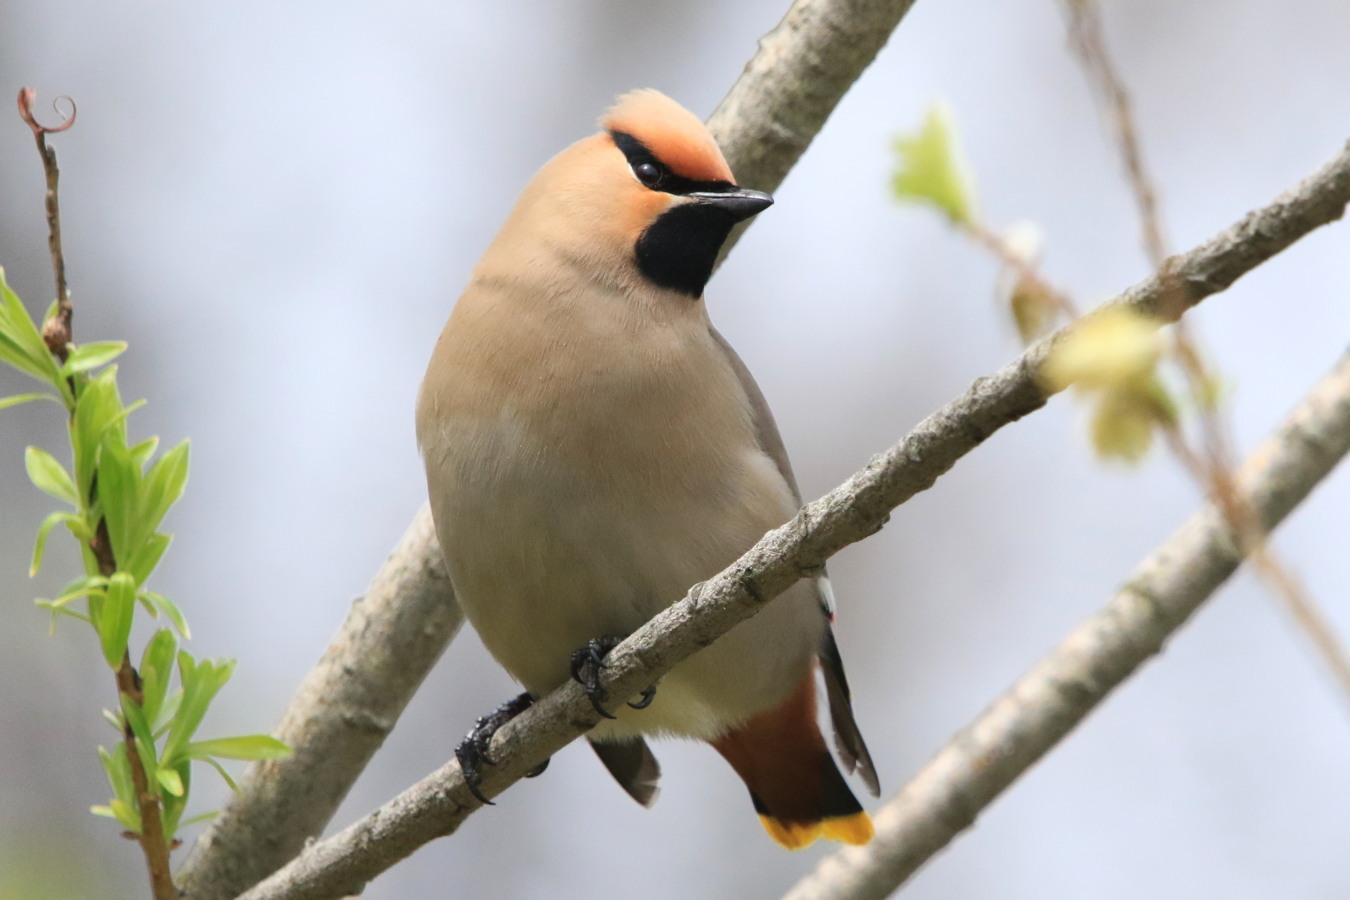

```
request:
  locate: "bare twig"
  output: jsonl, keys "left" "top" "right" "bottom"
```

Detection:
{"left": 1064, "top": 0, "right": 1168, "bottom": 265}
{"left": 17, "top": 87, "right": 179, "bottom": 900}
{"left": 232, "top": 142, "right": 1350, "bottom": 900}
{"left": 1063, "top": 0, "right": 1350, "bottom": 708}
{"left": 966, "top": 222, "right": 1079, "bottom": 322}
{"left": 783, "top": 346, "right": 1350, "bottom": 900}
{"left": 16, "top": 88, "right": 76, "bottom": 362}
{"left": 177, "top": 1, "right": 923, "bottom": 896}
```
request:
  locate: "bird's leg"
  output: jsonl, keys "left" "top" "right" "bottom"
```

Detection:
{"left": 569, "top": 635, "right": 659, "bottom": 718}
{"left": 455, "top": 691, "right": 547, "bottom": 805}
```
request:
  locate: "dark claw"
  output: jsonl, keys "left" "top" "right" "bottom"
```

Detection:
{"left": 525, "top": 758, "right": 549, "bottom": 778}
{"left": 627, "top": 684, "right": 657, "bottom": 710}
{"left": 455, "top": 692, "right": 536, "bottom": 805}
{"left": 569, "top": 636, "right": 659, "bottom": 716}
{"left": 570, "top": 637, "right": 622, "bottom": 719}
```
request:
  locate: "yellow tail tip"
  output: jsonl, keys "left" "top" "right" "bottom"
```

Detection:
{"left": 759, "top": 811, "right": 874, "bottom": 850}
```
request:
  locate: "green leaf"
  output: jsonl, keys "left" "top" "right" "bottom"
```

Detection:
{"left": 139, "top": 629, "right": 177, "bottom": 729}
{"left": 153, "top": 691, "right": 182, "bottom": 739}
{"left": 24, "top": 445, "right": 78, "bottom": 505}
{"left": 97, "top": 744, "right": 141, "bottom": 833}
{"left": 139, "top": 440, "right": 189, "bottom": 537}
{"left": 0, "top": 271, "right": 62, "bottom": 388}
{"left": 199, "top": 755, "right": 239, "bottom": 793}
{"left": 163, "top": 654, "right": 234, "bottom": 765}
{"left": 62, "top": 341, "right": 127, "bottom": 375}
{"left": 185, "top": 735, "right": 292, "bottom": 761}
{"left": 36, "top": 599, "right": 92, "bottom": 631}
{"left": 30, "top": 511, "right": 82, "bottom": 576}
{"left": 140, "top": 589, "right": 190, "bottom": 638}
{"left": 127, "top": 533, "right": 171, "bottom": 586}
{"left": 71, "top": 369, "right": 119, "bottom": 500}
{"left": 159, "top": 760, "right": 191, "bottom": 841}
{"left": 121, "top": 695, "right": 156, "bottom": 763}
{"left": 0, "top": 391, "right": 60, "bottom": 410}
{"left": 43, "top": 574, "right": 107, "bottom": 609}
{"left": 98, "top": 572, "right": 137, "bottom": 668}
{"left": 156, "top": 766, "right": 185, "bottom": 797}
{"left": 181, "top": 809, "right": 220, "bottom": 827}
{"left": 108, "top": 798, "right": 142, "bottom": 833}
{"left": 891, "top": 101, "right": 979, "bottom": 228}
{"left": 130, "top": 435, "right": 160, "bottom": 468}
{"left": 98, "top": 432, "right": 141, "bottom": 565}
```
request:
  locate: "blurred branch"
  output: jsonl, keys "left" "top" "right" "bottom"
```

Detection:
{"left": 1063, "top": 0, "right": 1350, "bottom": 706}
{"left": 782, "top": 345, "right": 1350, "bottom": 900}
{"left": 230, "top": 141, "right": 1350, "bottom": 900}
{"left": 176, "top": 0, "right": 921, "bottom": 896}
{"left": 1064, "top": 0, "right": 1168, "bottom": 265}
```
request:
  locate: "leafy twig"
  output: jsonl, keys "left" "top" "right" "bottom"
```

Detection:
{"left": 1062, "top": 0, "right": 1350, "bottom": 708}
{"left": 16, "top": 87, "right": 178, "bottom": 900}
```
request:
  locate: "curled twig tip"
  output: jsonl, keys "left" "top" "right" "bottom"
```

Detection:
{"left": 17, "top": 87, "right": 77, "bottom": 135}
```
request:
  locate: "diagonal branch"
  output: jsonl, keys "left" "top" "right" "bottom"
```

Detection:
{"left": 781, "top": 345, "right": 1350, "bottom": 900}
{"left": 176, "top": 1, "right": 922, "bottom": 896}
{"left": 232, "top": 142, "right": 1350, "bottom": 900}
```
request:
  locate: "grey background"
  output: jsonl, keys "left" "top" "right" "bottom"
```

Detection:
{"left": 1, "top": 1, "right": 1348, "bottom": 897}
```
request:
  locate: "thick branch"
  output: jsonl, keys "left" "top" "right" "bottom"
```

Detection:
{"left": 176, "top": 1, "right": 920, "bottom": 896}
{"left": 782, "top": 347, "right": 1350, "bottom": 900}
{"left": 232, "top": 142, "right": 1350, "bottom": 900}
{"left": 713, "top": 0, "right": 921, "bottom": 258}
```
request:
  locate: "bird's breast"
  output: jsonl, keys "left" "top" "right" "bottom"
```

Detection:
{"left": 417, "top": 281, "right": 802, "bottom": 705}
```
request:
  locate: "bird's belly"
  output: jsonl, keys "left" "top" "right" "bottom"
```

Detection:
{"left": 430, "top": 413, "right": 821, "bottom": 739}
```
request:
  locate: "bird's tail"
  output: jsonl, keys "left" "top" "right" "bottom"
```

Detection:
{"left": 710, "top": 666, "right": 873, "bottom": 850}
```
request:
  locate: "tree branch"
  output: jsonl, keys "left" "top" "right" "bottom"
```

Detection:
{"left": 781, "top": 345, "right": 1350, "bottom": 900}
{"left": 229, "top": 141, "right": 1350, "bottom": 900}
{"left": 176, "top": 1, "right": 921, "bottom": 896}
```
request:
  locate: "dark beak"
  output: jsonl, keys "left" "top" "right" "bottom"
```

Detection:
{"left": 686, "top": 188, "right": 774, "bottom": 222}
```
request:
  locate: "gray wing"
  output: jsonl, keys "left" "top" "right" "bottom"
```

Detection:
{"left": 709, "top": 325, "right": 802, "bottom": 502}
{"left": 709, "top": 325, "right": 880, "bottom": 797}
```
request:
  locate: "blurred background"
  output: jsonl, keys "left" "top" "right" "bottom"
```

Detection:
{"left": 2, "top": 0, "right": 1348, "bottom": 897}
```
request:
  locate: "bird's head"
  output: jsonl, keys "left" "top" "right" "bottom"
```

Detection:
{"left": 500, "top": 90, "right": 773, "bottom": 300}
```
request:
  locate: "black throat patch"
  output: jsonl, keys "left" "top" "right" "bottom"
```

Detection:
{"left": 634, "top": 205, "right": 737, "bottom": 298}
{"left": 610, "top": 130, "right": 740, "bottom": 298}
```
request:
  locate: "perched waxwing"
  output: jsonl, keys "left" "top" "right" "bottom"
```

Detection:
{"left": 416, "top": 89, "right": 878, "bottom": 849}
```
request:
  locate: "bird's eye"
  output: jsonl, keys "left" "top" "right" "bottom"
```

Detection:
{"left": 634, "top": 162, "right": 662, "bottom": 187}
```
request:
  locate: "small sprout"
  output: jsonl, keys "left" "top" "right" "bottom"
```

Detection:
{"left": 891, "top": 101, "right": 978, "bottom": 228}
{"left": 1091, "top": 391, "right": 1156, "bottom": 462}
{"left": 1042, "top": 306, "right": 1163, "bottom": 392}
{"left": 1043, "top": 307, "right": 1177, "bottom": 464}
{"left": 1008, "top": 274, "right": 1060, "bottom": 343}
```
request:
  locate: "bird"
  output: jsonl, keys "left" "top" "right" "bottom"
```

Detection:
{"left": 416, "top": 89, "right": 878, "bottom": 849}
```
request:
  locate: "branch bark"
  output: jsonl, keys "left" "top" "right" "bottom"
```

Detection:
{"left": 176, "top": 1, "right": 921, "bottom": 895}
{"left": 781, "top": 346, "right": 1350, "bottom": 900}
{"left": 230, "top": 141, "right": 1350, "bottom": 900}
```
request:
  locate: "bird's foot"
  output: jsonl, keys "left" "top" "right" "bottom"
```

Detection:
{"left": 569, "top": 635, "right": 659, "bottom": 718}
{"left": 456, "top": 691, "right": 540, "bottom": 805}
